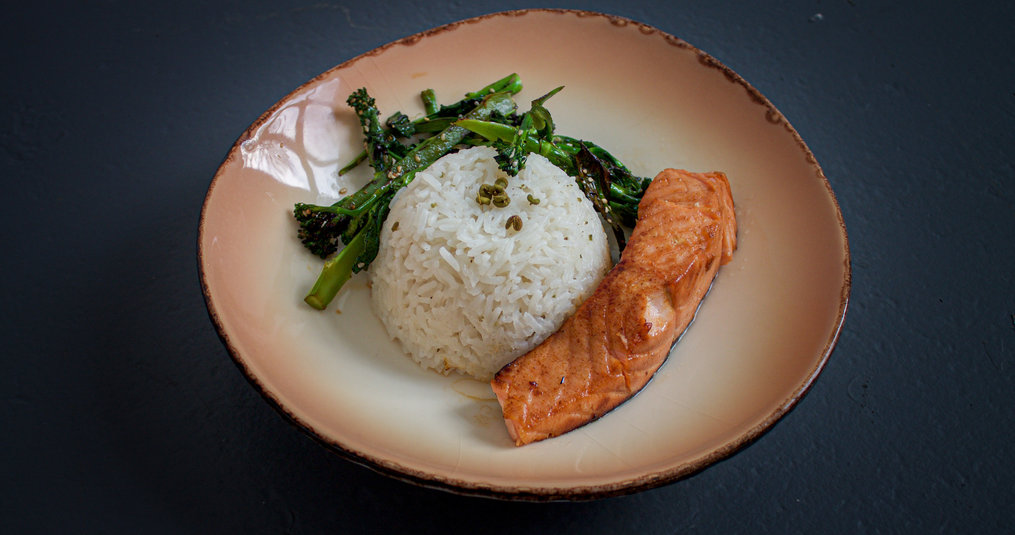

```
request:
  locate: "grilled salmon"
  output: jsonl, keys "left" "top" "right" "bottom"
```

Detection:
{"left": 490, "top": 169, "right": 737, "bottom": 446}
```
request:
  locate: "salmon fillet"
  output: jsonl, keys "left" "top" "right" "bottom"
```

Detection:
{"left": 490, "top": 169, "right": 737, "bottom": 446}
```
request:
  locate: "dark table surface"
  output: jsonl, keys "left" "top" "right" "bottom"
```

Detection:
{"left": 3, "top": 1, "right": 1013, "bottom": 533}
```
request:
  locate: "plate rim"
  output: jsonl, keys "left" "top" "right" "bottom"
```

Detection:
{"left": 198, "top": 8, "right": 851, "bottom": 501}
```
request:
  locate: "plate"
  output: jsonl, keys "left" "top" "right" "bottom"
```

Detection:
{"left": 199, "top": 9, "right": 850, "bottom": 500}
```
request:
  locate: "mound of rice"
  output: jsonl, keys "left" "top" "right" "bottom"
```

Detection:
{"left": 370, "top": 146, "right": 611, "bottom": 380}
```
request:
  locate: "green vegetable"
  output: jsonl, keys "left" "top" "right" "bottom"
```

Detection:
{"left": 296, "top": 78, "right": 520, "bottom": 310}
{"left": 420, "top": 88, "right": 439, "bottom": 115}
{"left": 293, "top": 74, "right": 653, "bottom": 310}
{"left": 337, "top": 73, "right": 523, "bottom": 176}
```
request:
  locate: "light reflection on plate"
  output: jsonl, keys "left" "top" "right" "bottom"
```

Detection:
{"left": 199, "top": 9, "right": 849, "bottom": 500}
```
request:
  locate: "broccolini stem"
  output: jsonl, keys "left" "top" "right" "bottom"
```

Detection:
{"left": 338, "top": 152, "right": 366, "bottom": 176}
{"left": 608, "top": 183, "right": 643, "bottom": 206}
{"left": 465, "top": 73, "right": 522, "bottom": 99}
{"left": 304, "top": 229, "right": 366, "bottom": 310}
{"left": 317, "top": 175, "right": 396, "bottom": 218}
{"left": 453, "top": 119, "right": 572, "bottom": 167}
{"left": 398, "top": 90, "right": 517, "bottom": 176}
{"left": 421, "top": 88, "right": 439, "bottom": 115}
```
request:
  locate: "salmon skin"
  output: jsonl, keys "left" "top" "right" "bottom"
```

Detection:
{"left": 490, "top": 169, "right": 737, "bottom": 446}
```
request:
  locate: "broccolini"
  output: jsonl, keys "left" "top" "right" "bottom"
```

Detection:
{"left": 296, "top": 75, "right": 521, "bottom": 309}
{"left": 293, "top": 74, "right": 652, "bottom": 310}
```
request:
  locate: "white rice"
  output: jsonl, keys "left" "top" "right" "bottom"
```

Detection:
{"left": 369, "top": 146, "right": 611, "bottom": 380}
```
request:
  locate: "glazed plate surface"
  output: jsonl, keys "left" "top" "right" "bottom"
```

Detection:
{"left": 199, "top": 9, "right": 850, "bottom": 499}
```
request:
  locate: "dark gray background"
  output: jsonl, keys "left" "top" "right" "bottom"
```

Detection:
{"left": 3, "top": 1, "right": 1012, "bottom": 532}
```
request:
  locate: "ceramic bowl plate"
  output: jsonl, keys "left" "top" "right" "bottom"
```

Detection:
{"left": 199, "top": 9, "right": 849, "bottom": 500}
